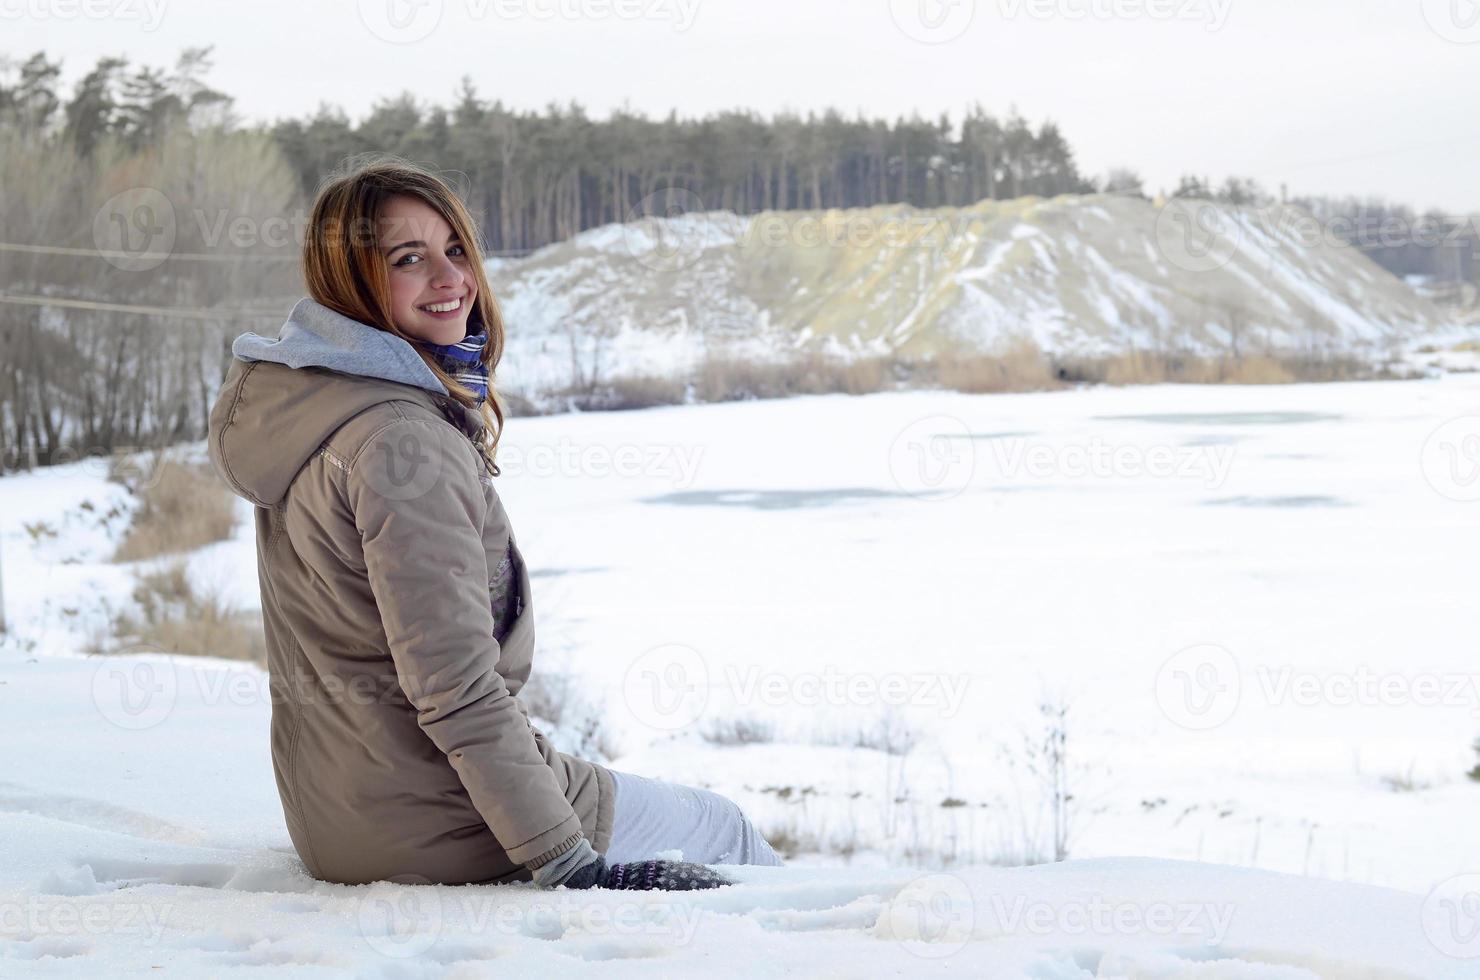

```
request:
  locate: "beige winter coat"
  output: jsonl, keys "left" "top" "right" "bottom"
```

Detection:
{"left": 207, "top": 304, "right": 612, "bottom": 886}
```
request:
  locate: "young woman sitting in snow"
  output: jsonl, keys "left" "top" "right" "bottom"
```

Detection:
{"left": 208, "top": 157, "right": 780, "bottom": 890}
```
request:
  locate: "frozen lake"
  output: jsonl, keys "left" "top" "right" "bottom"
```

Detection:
{"left": 3, "top": 373, "right": 1479, "bottom": 975}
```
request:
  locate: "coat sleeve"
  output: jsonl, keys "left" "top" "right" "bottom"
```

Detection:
{"left": 345, "top": 415, "right": 584, "bottom": 866}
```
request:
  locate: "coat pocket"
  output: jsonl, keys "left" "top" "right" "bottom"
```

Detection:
{"left": 488, "top": 540, "right": 520, "bottom": 642}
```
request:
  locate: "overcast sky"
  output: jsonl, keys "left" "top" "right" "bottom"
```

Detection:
{"left": 10, "top": 0, "right": 1479, "bottom": 214}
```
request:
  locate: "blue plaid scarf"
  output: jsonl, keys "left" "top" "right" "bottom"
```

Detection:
{"left": 419, "top": 329, "right": 489, "bottom": 406}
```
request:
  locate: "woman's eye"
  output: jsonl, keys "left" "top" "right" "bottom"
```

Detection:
{"left": 448, "top": 245, "right": 466, "bottom": 258}
{"left": 394, "top": 253, "right": 422, "bottom": 267}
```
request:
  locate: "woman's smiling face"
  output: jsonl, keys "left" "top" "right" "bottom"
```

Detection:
{"left": 377, "top": 194, "right": 478, "bottom": 345}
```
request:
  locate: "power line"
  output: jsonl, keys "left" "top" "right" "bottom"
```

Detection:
{"left": 0, "top": 240, "right": 538, "bottom": 261}
{"left": 1273, "top": 130, "right": 1480, "bottom": 180}
{"left": 0, "top": 241, "right": 298, "bottom": 263}
{"left": 0, "top": 293, "right": 283, "bottom": 321}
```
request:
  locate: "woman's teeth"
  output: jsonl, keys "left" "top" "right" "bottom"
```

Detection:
{"left": 421, "top": 299, "right": 461, "bottom": 313}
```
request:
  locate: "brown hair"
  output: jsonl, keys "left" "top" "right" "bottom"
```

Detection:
{"left": 302, "top": 155, "right": 505, "bottom": 475}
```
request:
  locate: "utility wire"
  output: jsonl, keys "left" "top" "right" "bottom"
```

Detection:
{"left": 0, "top": 293, "right": 283, "bottom": 321}
{"left": 0, "top": 241, "right": 538, "bottom": 261}
{"left": 0, "top": 241, "right": 298, "bottom": 263}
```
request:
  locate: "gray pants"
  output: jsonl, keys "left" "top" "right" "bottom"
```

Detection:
{"left": 604, "top": 769, "right": 783, "bottom": 867}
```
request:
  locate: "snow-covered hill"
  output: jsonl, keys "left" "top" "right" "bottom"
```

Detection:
{"left": 488, "top": 193, "right": 1452, "bottom": 399}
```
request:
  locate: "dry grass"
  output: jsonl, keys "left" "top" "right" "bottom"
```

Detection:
{"left": 556, "top": 374, "right": 689, "bottom": 411}
{"left": 517, "top": 668, "right": 620, "bottom": 762}
{"left": 932, "top": 338, "right": 1063, "bottom": 393}
{"left": 758, "top": 819, "right": 853, "bottom": 861}
{"left": 806, "top": 709, "right": 921, "bottom": 757}
{"left": 700, "top": 715, "right": 777, "bottom": 746}
{"left": 110, "top": 452, "right": 237, "bottom": 563}
{"left": 523, "top": 335, "right": 1417, "bottom": 414}
{"left": 694, "top": 350, "right": 894, "bottom": 403}
{"left": 1051, "top": 349, "right": 1408, "bottom": 386}
{"left": 102, "top": 560, "right": 266, "bottom": 665}
{"left": 1379, "top": 765, "right": 1429, "bottom": 793}
{"left": 546, "top": 351, "right": 897, "bottom": 411}
{"left": 916, "top": 338, "right": 1403, "bottom": 393}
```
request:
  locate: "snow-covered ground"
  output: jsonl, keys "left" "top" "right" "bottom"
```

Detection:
{"left": 3, "top": 372, "right": 1480, "bottom": 976}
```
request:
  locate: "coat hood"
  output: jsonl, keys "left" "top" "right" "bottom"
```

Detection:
{"left": 231, "top": 297, "right": 449, "bottom": 395}
{"left": 209, "top": 297, "right": 462, "bottom": 508}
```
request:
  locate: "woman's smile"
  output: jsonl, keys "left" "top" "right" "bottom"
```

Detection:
{"left": 417, "top": 294, "right": 466, "bottom": 319}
